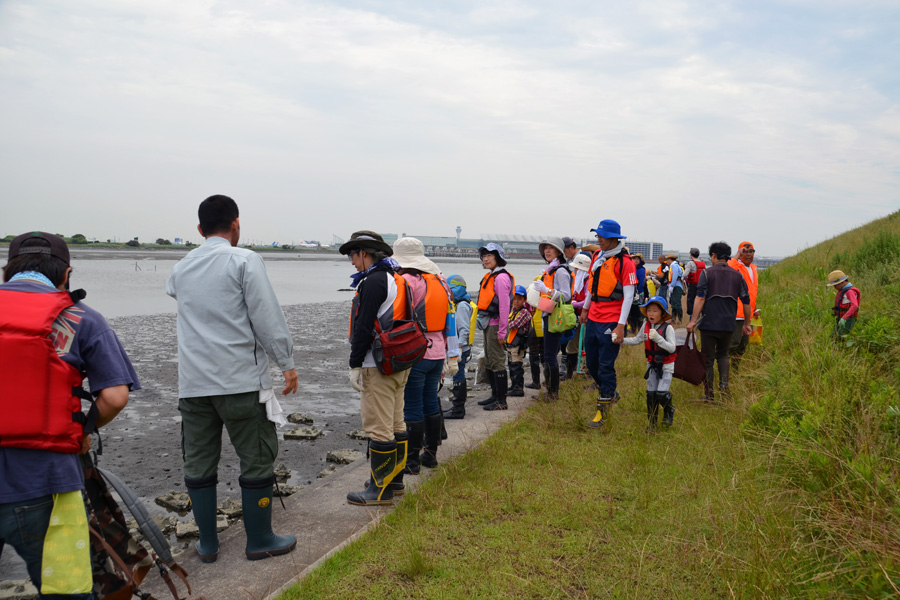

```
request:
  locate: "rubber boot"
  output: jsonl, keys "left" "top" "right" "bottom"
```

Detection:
{"left": 347, "top": 440, "right": 398, "bottom": 507}
{"left": 660, "top": 391, "right": 674, "bottom": 426}
{"left": 477, "top": 370, "right": 497, "bottom": 406}
{"left": 421, "top": 413, "right": 442, "bottom": 468}
{"left": 185, "top": 476, "right": 219, "bottom": 563}
{"left": 404, "top": 420, "right": 424, "bottom": 475}
{"left": 440, "top": 411, "right": 448, "bottom": 441}
{"left": 240, "top": 476, "right": 297, "bottom": 560}
{"left": 589, "top": 395, "right": 614, "bottom": 428}
{"left": 645, "top": 391, "right": 659, "bottom": 433}
{"left": 508, "top": 362, "right": 525, "bottom": 397}
{"left": 444, "top": 381, "right": 466, "bottom": 419}
{"left": 547, "top": 368, "right": 560, "bottom": 402}
{"left": 542, "top": 364, "right": 550, "bottom": 390}
{"left": 566, "top": 353, "right": 577, "bottom": 380}
{"left": 484, "top": 371, "right": 508, "bottom": 411}
{"left": 526, "top": 357, "right": 541, "bottom": 389}
{"left": 558, "top": 351, "right": 567, "bottom": 381}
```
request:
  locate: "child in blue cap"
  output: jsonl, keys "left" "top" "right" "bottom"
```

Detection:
{"left": 506, "top": 285, "right": 533, "bottom": 397}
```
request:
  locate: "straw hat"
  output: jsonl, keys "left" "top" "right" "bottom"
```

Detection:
{"left": 639, "top": 295, "right": 671, "bottom": 321}
{"left": 581, "top": 243, "right": 600, "bottom": 254}
{"left": 339, "top": 230, "right": 393, "bottom": 256}
{"left": 826, "top": 269, "right": 849, "bottom": 287}
{"left": 666, "top": 253, "right": 678, "bottom": 260}
{"left": 570, "top": 253, "right": 592, "bottom": 272}
{"left": 392, "top": 237, "right": 441, "bottom": 274}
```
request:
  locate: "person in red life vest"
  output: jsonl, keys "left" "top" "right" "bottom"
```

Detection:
{"left": 532, "top": 238, "right": 573, "bottom": 402}
{"left": 623, "top": 296, "right": 678, "bottom": 431}
{"left": 683, "top": 247, "right": 706, "bottom": 322}
{"left": 826, "top": 269, "right": 860, "bottom": 338}
{"left": 392, "top": 237, "right": 459, "bottom": 472}
{"left": 566, "top": 253, "right": 592, "bottom": 378}
{"left": 579, "top": 219, "right": 639, "bottom": 428}
{"left": 727, "top": 241, "right": 760, "bottom": 369}
{"left": 341, "top": 231, "right": 411, "bottom": 506}
{"left": 475, "top": 243, "right": 514, "bottom": 411}
{"left": 686, "top": 241, "right": 752, "bottom": 403}
{"left": 506, "top": 286, "right": 533, "bottom": 398}
{"left": 1, "top": 232, "right": 139, "bottom": 598}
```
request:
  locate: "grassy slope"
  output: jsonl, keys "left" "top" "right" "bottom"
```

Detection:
{"left": 278, "top": 211, "right": 900, "bottom": 599}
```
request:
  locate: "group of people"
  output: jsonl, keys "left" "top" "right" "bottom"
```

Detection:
{"left": 2, "top": 197, "right": 861, "bottom": 597}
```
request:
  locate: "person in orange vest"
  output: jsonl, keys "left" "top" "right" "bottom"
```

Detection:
{"left": 727, "top": 241, "right": 759, "bottom": 369}
{"left": 652, "top": 255, "right": 670, "bottom": 301}
{"left": 683, "top": 247, "right": 706, "bottom": 322}
{"left": 506, "top": 286, "right": 533, "bottom": 397}
{"left": 533, "top": 237, "right": 573, "bottom": 401}
{"left": 826, "top": 269, "right": 860, "bottom": 338}
{"left": 579, "top": 219, "right": 639, "bottom": 427}
{"left": 475, "top": 243, "right": 514, "bottom": 411}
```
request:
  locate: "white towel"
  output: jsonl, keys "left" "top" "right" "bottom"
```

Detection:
{"left": 259, "top": 388, "right": 287, "bottom": 427}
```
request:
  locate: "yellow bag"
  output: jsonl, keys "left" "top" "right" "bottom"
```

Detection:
{"left": 749, "top": 315, "right": 763, "bottom": 346}
{"left": 41, "top": 491, "right": 92, "bottom": 596}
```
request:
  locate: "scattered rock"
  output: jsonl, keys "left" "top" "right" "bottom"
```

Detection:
{"left": 317, "top": 464, "right": 340, "bottom": 478}
{"left": 274, "top": 483, "right": 303, "bottom": 497}
{"left": 284, "top": 426, "right": 323, "bottom": 440}
{"left": 218, "top": 498, "right": 242, "bottom": 519}
{"left": 327, "top": 449, "right": 364, "bottom": 464}
{"left": 274, "top": 462, "right": 291, "bottom": 482}
{"left": 287, "top": 412, "right": 314, "bottom": 425}
{"left": 347, "top": 429, "right": 370, "bottom": 440}
{"left": 0, "top": 580, "right": 38, "bottom": 600}
{"left": 155, "top": 491, "right": 191, "bottom": 513}
{"left": 175, "top": 515, "right": 229, "bottom": 539}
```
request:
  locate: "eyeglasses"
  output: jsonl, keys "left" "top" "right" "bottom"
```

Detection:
{"left": 348, "top": 250, "right": 360, "bottom": 260}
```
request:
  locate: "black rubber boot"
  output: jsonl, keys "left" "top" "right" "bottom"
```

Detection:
{"left": 185, "top": 476, "right": 219, "bottom": 563}
{"left": 240, "top": 476, "right": 297, "bottom": 560}
{"left": 542, "top": 364, "right": 550, "bottom": 390}
{"left": 547, "top": 368, "right": 560, "bottom": 402}
{"left": 566, "top": 353, "right": 578, "bottom": 379}
{"left": 660, "top": 391, "right": 674, "bottom": 427}
{"left": 421, "top": 413, "right": 442, "bottom": 468}
{"left": 558, "top": 351, "right": 567, "bottom": 381}
{"left": 484, "top": 371, "right": 508, "bottom": 411}
{"left": 347, "top": 440, "right": 398, "bottom": 506}
{"left": 508, "top": 362, "right": 525, "bottom": 397}
{"left": 646, "top": 391, "right": 659, "bottom": 433}
{"left": 477, "top": 370, "right": 497, "bottom": 406}
{"left": 404, "top": 420, "right": 424, "bottom": 475}
{"left": 526, "top": 358, "right": 541, "bottom": 389}
{"left": 444, "top": 381, "right": 466, "bottom": 419}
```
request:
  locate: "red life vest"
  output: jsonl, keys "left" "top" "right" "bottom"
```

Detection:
{"left": 0, "top": 289, "right": 92, "bottom": 453}
{"left": 833, "top": 284, "right": 860, "bottom": 318}
{"left": 643, "top": 322, "right": 676, "bottom": 365}
{"left": 477, "top": 269, "right": 515, "bottom": 317}
{"left": 685, "top": 260, "right": 706, "bottom": 285}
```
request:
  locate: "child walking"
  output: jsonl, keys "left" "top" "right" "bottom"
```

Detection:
{"left": 506, "top": 285, "right": 533, "bottom": 397}
{"left": 623, "top": 295, "right": 678, "bottom": 431}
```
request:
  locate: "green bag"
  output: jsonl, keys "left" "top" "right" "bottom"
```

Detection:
{"left": 548, "top": 300, "right": 577, "bottom": 333}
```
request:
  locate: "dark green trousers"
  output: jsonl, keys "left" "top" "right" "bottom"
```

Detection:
{"left": 179, "top": 391, "right": 278, "bottom": 481}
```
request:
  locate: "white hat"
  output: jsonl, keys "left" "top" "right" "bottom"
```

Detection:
{"left": 393, "top": 237, "right": 441, "bottom": 275}
{"left": 570, "top": 253, "right": 592, "bottom": 272}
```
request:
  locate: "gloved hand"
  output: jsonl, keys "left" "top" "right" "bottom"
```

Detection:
{"left": 648, "top": 328, "right": 662, "bottom": 343}
{"left": 447, "top": 356, "right": 459, "bottom": 376}
{"left": 532, "top": 281, "right": 548, "bottom": 293}
{"left": 839, "top": 318, "right": 847, "bottom": 329}
{"left": 611, "top": 332, "right": 619, "bottom": 343}
{"left": 349, "top": 367, "right": 363, "bottom": 392}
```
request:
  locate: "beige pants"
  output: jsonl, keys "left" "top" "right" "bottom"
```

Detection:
{"left": 483, "top": 326, "right": 507, "bottom": 372}
{"left": 508, "top": 344, "right": 526, "bottom": 363}
{"left": 360, "top": 367, "right": 409, "bottom": 442}
{"left": 565, "top": 323, "right": 582, "bottom": 354}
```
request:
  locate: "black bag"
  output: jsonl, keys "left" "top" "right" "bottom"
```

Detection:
{"left": 673, "top": 331, "right": 706, "bottom": 386}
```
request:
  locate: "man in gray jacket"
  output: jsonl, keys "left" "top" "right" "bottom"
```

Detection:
{"left": 167, "top": 195, "right": 298, "bottom": 562}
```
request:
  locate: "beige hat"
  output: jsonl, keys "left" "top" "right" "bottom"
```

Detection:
{"left": 581, "top": 243, "right": 600, "bottom": 253}
{"left": 393, "top": 237, "right": 441, "bottom": 275}
{"left": 826, "top": 269, "right": 849, "bottom": 287}
{"left": 570, "top": 253, "right": 592, "bottom": 272}
{"left": 666, "top": 253, "right": 678, "bottom": 260}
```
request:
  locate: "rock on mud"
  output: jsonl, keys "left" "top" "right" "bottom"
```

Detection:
{"left": 155, "top": 491, "right": 191, "bottom": 513}
{"left": 327, "top": 449, "right": 364, "bottom": 464}
{"left": 274, "top": 484, "right": 303, "bottom": 497}
{"left": 218, "top": 498, "right": 243, "bottom": 519}
{"left": 347, "top": 429, "right": 370, "bottom": 440}
{"left": 274, "top": 462, "right": 291, "bottom": 482}
{"left": 287, "top": 413, "right": 314, "bottom": 425}
{"left": 176, "top": 515, "right": 229, "bottom": 539}
{"left": 284, "top": 426, "right": 323, "bottom": 440}
{"left": 0, "top": 580, "right": 38, "bottom": 600}
{"left": 317, "top": 464, "right": 340, "bottom": 478}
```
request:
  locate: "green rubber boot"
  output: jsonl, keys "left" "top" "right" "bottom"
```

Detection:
{"left": 185, "top": 476, "right": 219, "bottom": 563}
{"left": 240, "top": 476, "right": 297, "bottom": 561}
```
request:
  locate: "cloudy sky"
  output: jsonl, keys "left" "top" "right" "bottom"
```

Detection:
{"left": 1, "top": 0, "right": 897, "bottom": 256}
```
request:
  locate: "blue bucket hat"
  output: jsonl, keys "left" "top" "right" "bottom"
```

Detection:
{"left": 478, "top": 242, "right": 507, "bottom": 267}
{"left": 590, "top": 219, "right": 626, "bottom": 240}
{"left": 639, "top": 295, "right": 671, "bottom": 321}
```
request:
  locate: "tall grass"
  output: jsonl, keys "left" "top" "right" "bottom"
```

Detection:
{"left": 744, "top": 210, "right": 900, "bottom": 596}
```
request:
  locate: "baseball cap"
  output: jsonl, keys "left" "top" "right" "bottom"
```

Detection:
{"left": 9, "top": 231, "right": 70, "bottom": 265}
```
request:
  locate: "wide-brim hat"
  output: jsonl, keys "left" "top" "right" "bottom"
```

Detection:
{"left": 570, "top": 253, "right": 592, "bottom": 272}
{"left": 826, "top": 269, "right": 849, "bottom": 287}
{"left": 590, "top": 219, "right": 626, "bottom": 239}
{"left": 666, "top": 253, "right": 678, "bottom": 260}
{"left": 392, "top": 237, "right": 441, "bottom": 274}
{"left": 339, "top": 230, "right": 393, "bottom": 256}
{"left": 9, "top": 231, "right": 70, "bottom": 265}
{"left": 478, "top": 242, "right": 507, "bottom": 266}
{"left": 538, "top": 237, "right": 565, "bottom": 261}
{"left": 639, "top": 295, "right": 671, "bottom": 321}
{"left": 581, "top": 243, "right": 600, "bottom": 254}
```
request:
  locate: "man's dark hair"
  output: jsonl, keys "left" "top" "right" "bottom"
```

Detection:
{"left": 198, "top": 195, "right": 239, "bottom": 236}
{"left": 3, "top": 238, "right": 70, "bottom": 287}
{"left": 708, "top": 241, "right": 731, "bottom": 260}
{"left": 690, "top": 248, "right": 700, "bottom": 258}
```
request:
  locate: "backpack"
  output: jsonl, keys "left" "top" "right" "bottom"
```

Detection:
{"left": 371, "top": 277, "right": 430, "bottom": 376}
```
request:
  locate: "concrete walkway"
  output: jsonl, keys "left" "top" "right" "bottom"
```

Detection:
{"left": 140, "top": 389, "right": 538, "bottom": 600}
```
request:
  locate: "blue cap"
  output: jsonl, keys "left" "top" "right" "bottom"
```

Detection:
{"left": 639, "top": 295, "right": 671, "bottom": 320}
{"left": 514, "top": 285, "right": 527, "bottom": 296}
{"left": 590, "top": 219, "right": 626, "bottom": 239}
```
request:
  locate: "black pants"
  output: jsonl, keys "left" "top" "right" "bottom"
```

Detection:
{"left": 686, "top": 283, "right": 698, "bottom": 317}
{"left": 700, "top": 329, "right": 732, "bottom": 395}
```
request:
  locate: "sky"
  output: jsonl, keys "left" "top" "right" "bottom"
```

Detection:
{"left": 1, "top": 0, "right": 898, "bottom": 257}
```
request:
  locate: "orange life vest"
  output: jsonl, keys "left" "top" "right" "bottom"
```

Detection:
{"left": 410, "top": 273, "right": 451, "bottom": 333}
{"left": 477, "top": 269, "right": 514, "bottom": 317}
{"left": 348, "top": 271, "right": 411, "bottom": 339}
{"left": 541, "top": 264, "right": 573, "bottom": 298}
{"left": 727, "top": 258, "right": 758, "bottom": 318}
{"left": 590, "top": 250, "right": 631, "bottom": 302}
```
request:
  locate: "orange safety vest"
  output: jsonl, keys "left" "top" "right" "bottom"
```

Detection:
{"left": 589, "top": 250, "right": 631, "bottom": 302}
{"left": 348, "top": 271, "right": 411, "bottom": 339}
{"left": 476, "top": 269, "right": 515, "bottom": 317}
{"left": 727, "top": 258, "right": 758, "bottom": 318}
{"left": 411, "top": 273, "right": 452, "bottom": 333}
{"left": 541, "top": 264, "right": 573, "bottom": 298}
